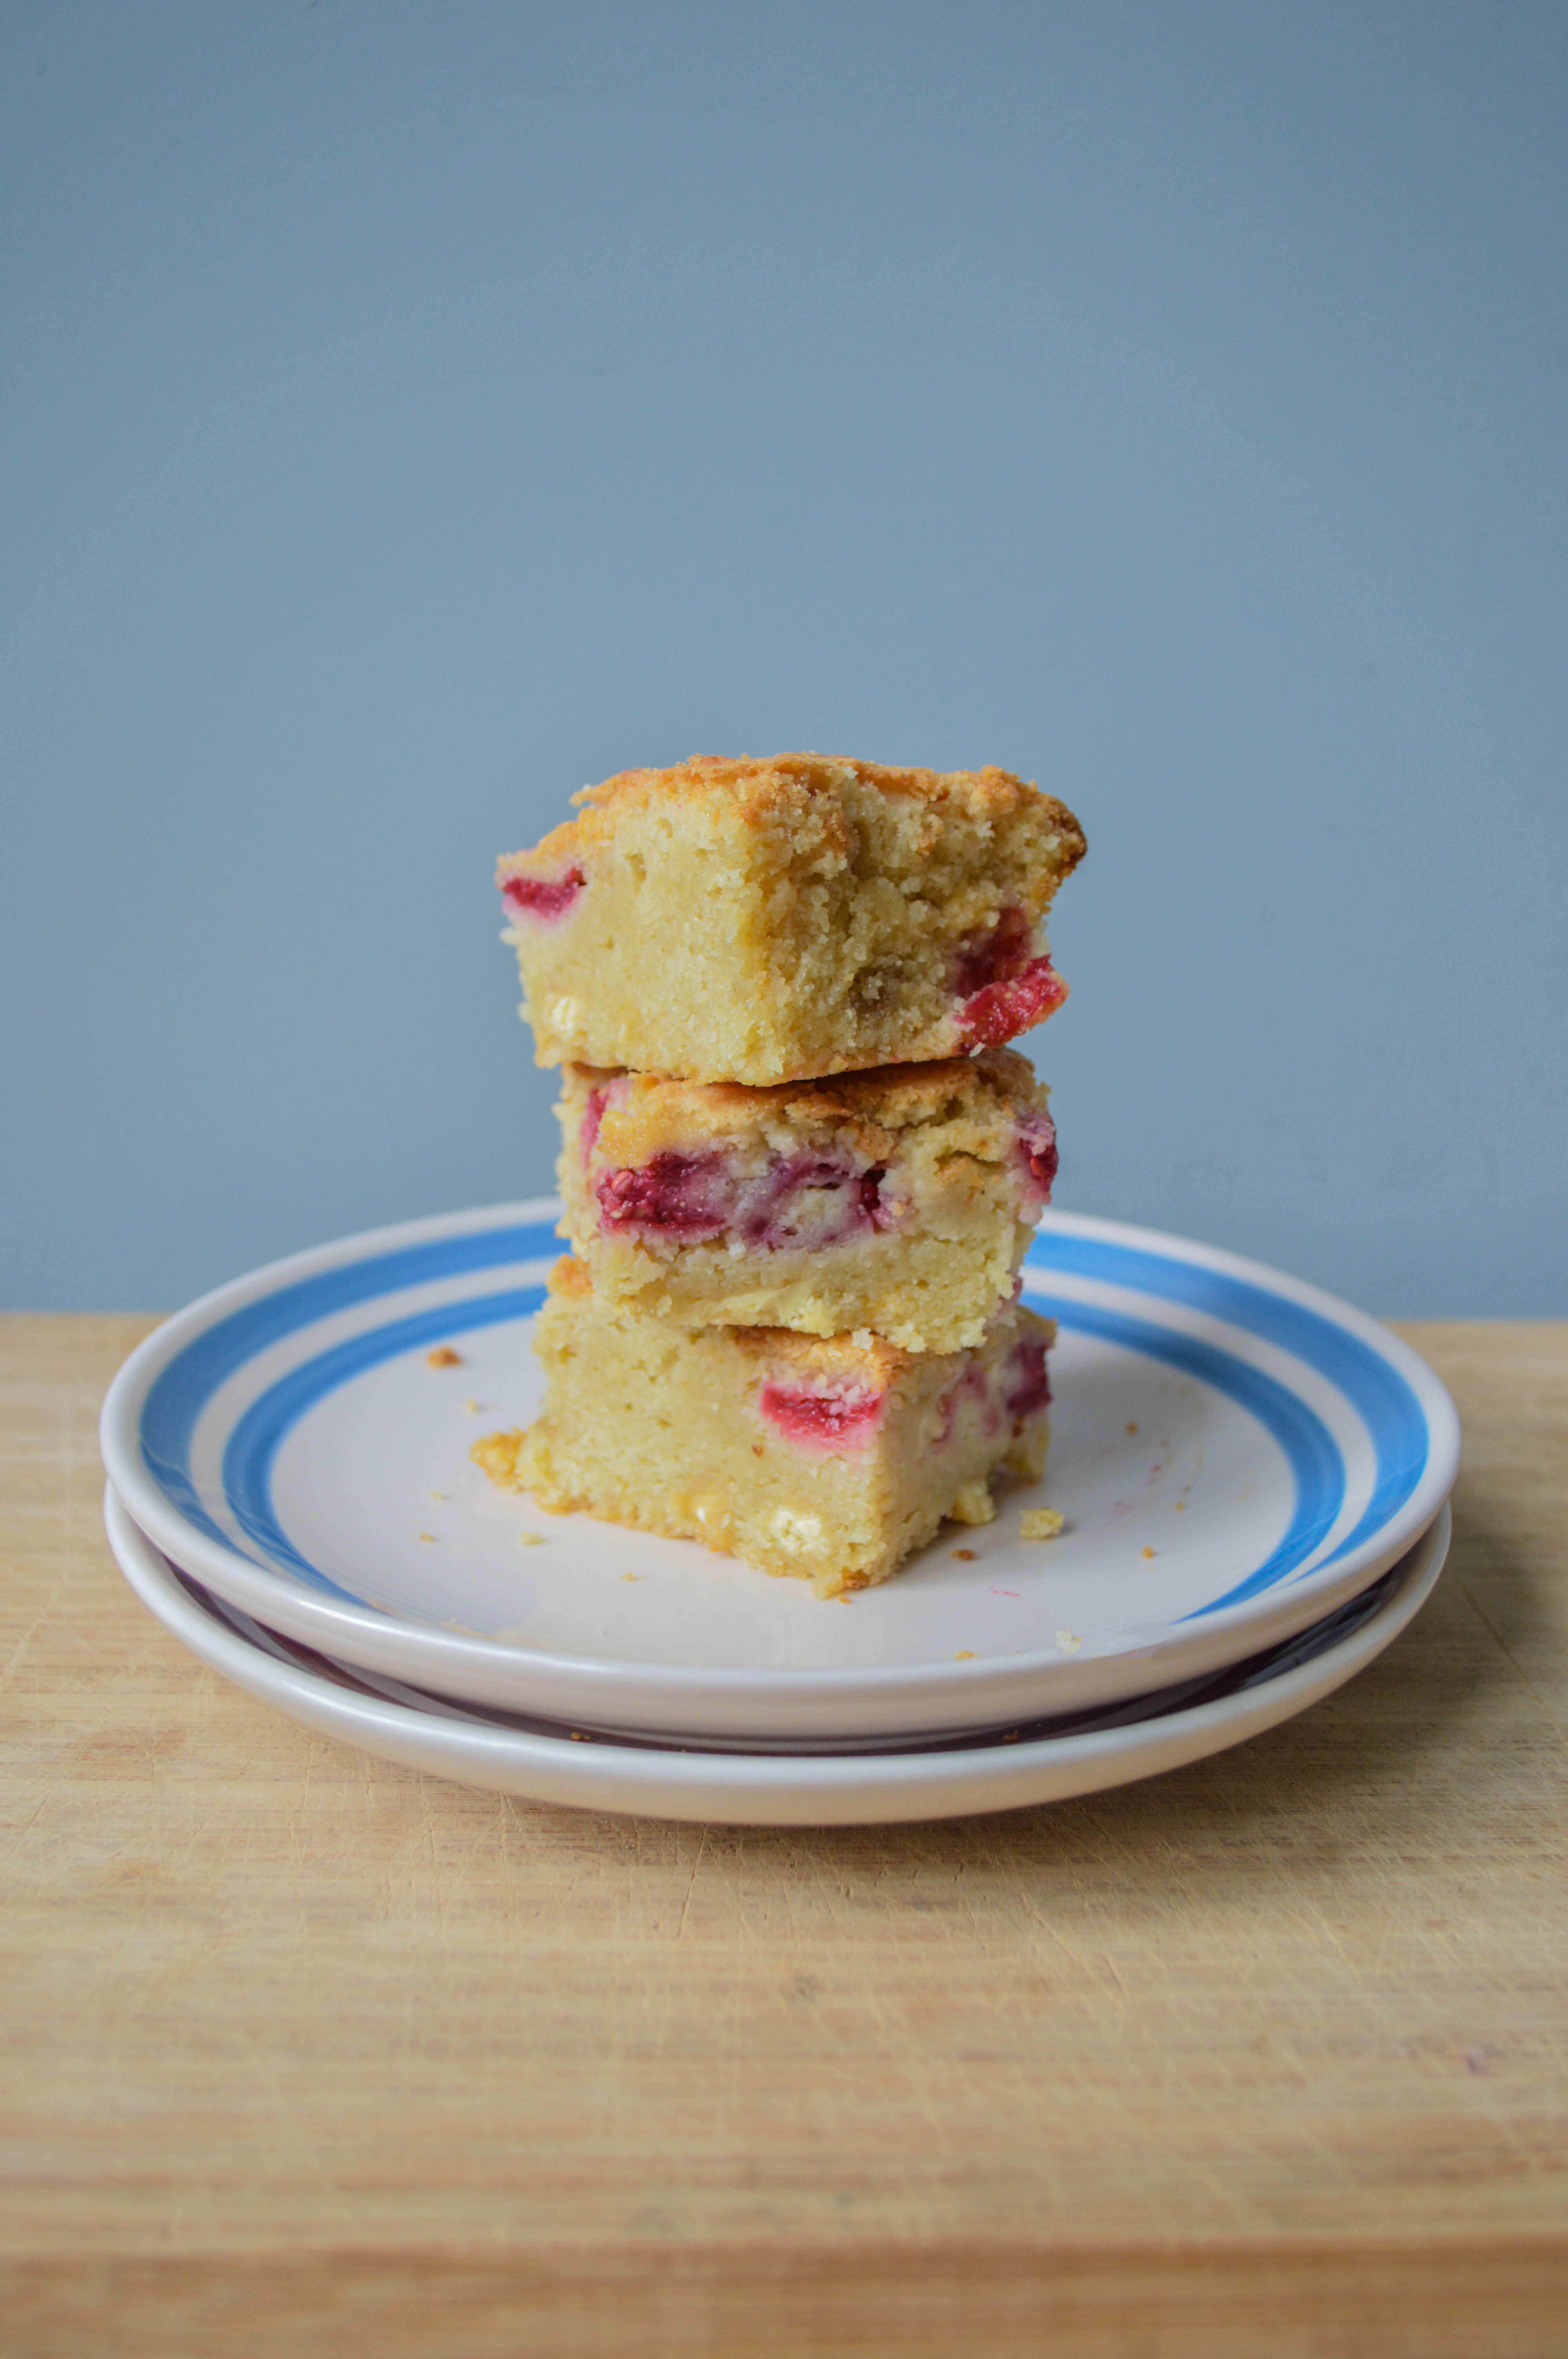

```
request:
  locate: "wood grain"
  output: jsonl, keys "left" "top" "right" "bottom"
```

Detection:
{"left": 3, "top": 1313, "right": 1566, "bottom": 2356}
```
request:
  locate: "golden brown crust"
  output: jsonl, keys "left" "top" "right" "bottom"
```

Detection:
{"left": 576, "top": 751, "right": 1060, "bottom": 821}
{"left": 563, "top": 1045, "right": 1045, "bottom": 1165}
{"left": 494, "top": 805, "right": 612, "bottom": 887}
{"left": 731, "top": 1323, "right": 916, "bottom": 1387}
{"left": 543, "top": 1252, "right": 914, "bottom": 1384}
{"left": 549, "top": 1253, "right": 593, "bottom": 1300}
{"left": 497, "top": 754, "right": 1085, "bottom": 884}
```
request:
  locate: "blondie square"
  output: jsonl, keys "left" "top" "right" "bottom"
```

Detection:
{"left": 554, "top": 1047, "right": 1057, "bottom": 1352}
{"left": 497, "top": 754, "right": 1085, "bottom": 1086}
{"left": 473, "top": 1258, "right": 1055, "bottom": 1598}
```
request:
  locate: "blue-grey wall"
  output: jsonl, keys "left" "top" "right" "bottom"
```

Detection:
{"left": 4, "top": 1, "right": 1564, "bottom": 1313}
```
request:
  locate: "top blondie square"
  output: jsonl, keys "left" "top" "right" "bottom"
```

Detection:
{"left": 497, "top": 753, "right": 1086, "bottom": 1087}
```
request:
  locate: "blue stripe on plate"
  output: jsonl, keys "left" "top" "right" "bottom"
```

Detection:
{"left": 216, "top": 1281, "right": 1341, "bottom": 1614}
{"left": 1029, "top": 1294, "right": 1342, "bottom": 1614}
{"left": 1025, "top": 1229, "right": 1429, "bottom": 1572}
{"left": 222, "top": 1286, "right": 548, "bottom": 1602}
{"left": 139, "top": 1221, "right": 559, "bottom": 1559}
{"left": 133, "top": 1214, "right": 1428, "bottom": 1617}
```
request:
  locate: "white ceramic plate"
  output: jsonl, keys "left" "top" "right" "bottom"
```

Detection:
{"left": 100, "top": 1201, "right": 1459, "bottom": 1744}
{"left": 105, "top": 1488, "right": 1451, "bottom": 1825}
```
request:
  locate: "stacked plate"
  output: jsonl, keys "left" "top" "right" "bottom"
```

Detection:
{"left": 100, "top": 1202, "right": 1460, "bottom": 1826}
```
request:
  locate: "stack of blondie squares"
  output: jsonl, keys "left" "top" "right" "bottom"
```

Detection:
{"left": 475, "top": 754, "right": 1085, "bottom": 1599}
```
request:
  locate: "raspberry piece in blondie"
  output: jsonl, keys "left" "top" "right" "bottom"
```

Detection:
{"left": 497, "top": 754, "right": 1085, "bottom": 1085}
{"left": 473, "top": 1258, "right": 1055, "bottom": 1599}
{"left": 555, "top": 1047, "right": 1058, "bottom": 1352}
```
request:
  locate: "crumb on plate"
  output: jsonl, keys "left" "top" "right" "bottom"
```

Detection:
{"left": 951, "top": 1547, "right": 978, "bottom": 1562}
{"left": 1055, "top": 1628, "right": 1082, "bottom": 1651}
{"left": 426, "top": 1347, "right": 463, "bottom": 1367}
{"left": 472, "top": 1429, "right": 527, "bottom": 1487}
{"left": 1020, "top": 1507, "right": 1065, "bottom": 1541}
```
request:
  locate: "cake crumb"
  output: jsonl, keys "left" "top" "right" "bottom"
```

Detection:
{"left": 1003, "top": 1730, "right": 1020, "bottom": 1743}
{"left": 1021, "top": 1507, "right": 1065, "bottom": 1541}
{"left": 1126, "top": 1421, "right": 1139, "bottom": 1435}
{"left": 463, "top": 1398, "right": 483, "bottom": 1414}
{"left": 426, "top": 1347, "right": 462, "bottom": 1368}
{"left": 950, "top": 1547, "right": 978, "bottom": 1562}
{"left": 949, "top": 1481, "right": 997, "bottom": 1527}
{"left": 1055, "top": 1629, "right": 1082, "bottom": 1652}
{"left": 1175, "top": 1498, "right": 1186, "bottom": 1510}
{"left": 621, "top": 1571, "right": 642, "bottom": 1582}
{"left": 954, "top": 1650, "right": 977, "bottom": 1661}
{"left": 1142, "top": 1545, "right": 1156, "bottom": 1559}
{"left": 419, "top": 1532, "right": 435, "bottom": 1544}
{"left": 517, "top": 1530, "right": 544, "bottom": 1547}
{"left": 428, "top": 1491, "right": 446, "bottom": 1503}
{"left": 472, "top": 1429, "right": 527, "bottom": 1488}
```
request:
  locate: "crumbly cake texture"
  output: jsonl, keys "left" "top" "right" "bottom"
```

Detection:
{"left": 554, "top": 1047, "right": 1057, "bottom": 1352}
{"left": 497, "top": 754, "right": 1086, "bottom": 1086}
{"left": 473, "top": 1258, "right": 1054, "bottom": 1599}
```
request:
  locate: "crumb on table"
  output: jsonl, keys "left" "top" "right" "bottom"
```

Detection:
{"left": 1020, "top": 1507, "right": 1065, "bottom": 1541}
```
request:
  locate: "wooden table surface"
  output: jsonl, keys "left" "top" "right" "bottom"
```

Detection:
{"left": 3, "top": 1315, "right": 1566, "bottom": 2357}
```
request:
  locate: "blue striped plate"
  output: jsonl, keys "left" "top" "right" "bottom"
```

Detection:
{"left": 100, "top": 1200, "right": 1459, "bottom": 1745}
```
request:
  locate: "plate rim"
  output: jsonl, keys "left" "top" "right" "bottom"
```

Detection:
{"left": 99, "top": 1198, "right": 1461, "bottom": 1735}
{"left": 103, "top": 1488, "right": 1452, "bottom": 1825}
